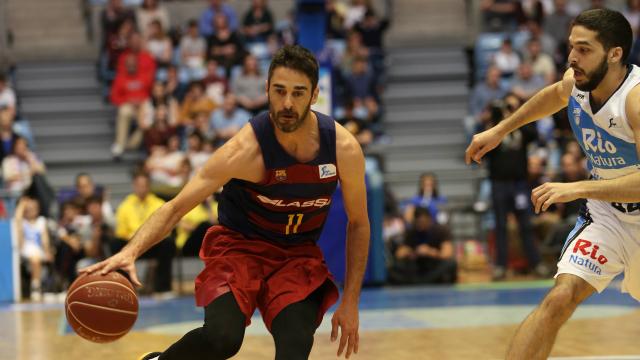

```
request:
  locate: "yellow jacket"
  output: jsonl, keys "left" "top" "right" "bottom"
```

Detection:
{"left": 115, "top": 193, "right": 165, "bottom": 240}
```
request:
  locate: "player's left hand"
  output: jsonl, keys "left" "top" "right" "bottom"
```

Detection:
{"left": 331, "top": 300, "right": 360, "bottom": 358}
{"left": 532, "top": 182, "right": 581, "bottom": 214}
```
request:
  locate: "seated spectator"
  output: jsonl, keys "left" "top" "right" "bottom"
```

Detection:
{"left": 112, "top": 172, "right": 175, "bottom": 295}
{"left": 136, "top": 0, "right": 170, "bottom": 38}
{"left": 179, "top": 20, "right": 208, "bottom": 84}
{"left": 388, "top": 207, "right": 457, "bottom": 284}
{"left": 340, "top": 31, "right": 369, "bottom": 77}
{"left": 186, "top": 130, "right": 211, "bottom": 177}
{"left": 72, "top": 173, "right": 115, "bottom": 227}
{"left": 242, "top": 0, "right": 274, "bottom": 43}
{"left": 481, "top": 0, "right": 523, "bottom": 31}
{"left": 0, "top": 73, "right": 17, "bottom": 120}
{"left": 165, "top": 65, "right": 185, "bottom": 100}
{"left": 101, "top": 0, "right": 136, "bottom": 53}
{"left": 338, "top": 99, "right": 373, "bottom": 147}
{"left": 177, "top": 195, "right": 219, "bottom": 257}
{"left": 469, "top": 66, "right": 507, "bottom": 121}
{"left": 193, "top": 111, "right": 213, "bottom": 142}
{"left": 524, "top": 20, "right": 557, "bottom": 59}
{"left": 0, "top": 109, "right": 19, "bottom": 163}
{"left": 402, "top": 172, "right": 448, "bottom": 224}
{"left": 326, "top": 0, "right": 347, "bottom": 40}
{"left": 493, "top": 38, "right": 520, "bottom": 79}
{"left": 144, "top": 20, "right": 173, "bottom": 77}
{"left": 15, "top": 196, "right": 52, "bottom": 301}
{"left": 511, "top": 61, "right": 546, "bottom": 100}
{"left": 202, "top": 59, "right": 228, "bottom": 105}
{"left": 143, "top": 104, "right": 177, "bottom": 153}
{"left": 345, "top": 56, "right": 378, "bottom": 121}
{"left": 104, "top": 18, "right": 136, "bottom": 85}
{"left": 543, "top": 0, "right": 574, "bottom": 54}
{"left": 276, "top": 8, "right": 297, "bottom": 46}
{"left": 199, "top": 0, "right": 239, "bottom": 38}
{"left": 344, "top": 0, "right": 370, "bottom": 30}
{"left": 86, "top": 195, "right": 114, "bottom": 263}
{"left": 179, "top": 81, "right": 217, "bottom": 129}
{"left": 2, "top": 136, "right": 45, "bottom": 197}
{"left": 145, "top": 134, "right": 189, "bottom": 197}
{"left": 207, "top": 13, "right": 247, "bottom": 76}
{"left": 110, "top": 54, "right": 153, "bottom": 158}
{"left": 209, "top": 92, "right": 251, "bottom": 145}
{"left": 524, "top": 37, "right": 556, "bottom": 84}
{"left": 232, "top": 55, "right": 268, "bottom": 115}
{"left": 54, "top": 200, "right": 94, "bottom": 287}
{"left": 140, "top": 80, "right": 179, "bottom": 129}
{"left": 354, "top": 7, "right": 389, "bottom": 52}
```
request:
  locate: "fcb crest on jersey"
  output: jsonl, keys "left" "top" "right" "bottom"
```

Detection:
{"left": 275, "top": 169, "right": 287, "bottom": 182}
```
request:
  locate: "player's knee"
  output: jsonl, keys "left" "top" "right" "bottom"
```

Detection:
{"left": 541, "top": 285, "right": 580, "bottom": 319}
{"left": 203, "top": 323, "right": 244, "bottom": 358}
{"left": 272, "top": 315, "right": 316, "bottom": 358}
{"left": 273, "top": 326, "right": 315, "bottom": 359}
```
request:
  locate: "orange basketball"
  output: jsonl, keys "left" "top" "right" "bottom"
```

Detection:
{"left": 65, "top": 271, "right": 138, "bottom": 343}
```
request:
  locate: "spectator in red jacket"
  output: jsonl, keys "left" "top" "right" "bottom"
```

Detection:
{"left": 110, "top": 54, "right": 153, "bottom": 159}
{"left": 117, "top": 32, "right": 156, "bottom": 87}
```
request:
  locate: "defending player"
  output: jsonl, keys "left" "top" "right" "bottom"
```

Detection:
{"left": 466, "top": 9, "right": 640, "bottom": 359}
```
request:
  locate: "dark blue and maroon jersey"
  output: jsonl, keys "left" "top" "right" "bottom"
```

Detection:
{"left": 217, "top": 111, "right": 339, "bottom": 245}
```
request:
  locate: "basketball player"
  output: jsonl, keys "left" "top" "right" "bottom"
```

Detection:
{"left": 466, "top": 9, "right": 640, "bottom": 359}
{"left": 82, "top": 45, "right": 370, "bottom": 360}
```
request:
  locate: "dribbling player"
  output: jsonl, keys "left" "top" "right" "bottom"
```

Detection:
{"left": 83, "top": 45, "right": 370, "bottom": 360}
{"left": 467, "top": 8, "right": 640, "bottom": 359}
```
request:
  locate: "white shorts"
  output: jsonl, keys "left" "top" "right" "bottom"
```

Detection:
{"left": 556, "top": 199, "right": 640, "bottom": 301}
{"left": 21, "top": 242, "right": 45, "bottom": 260}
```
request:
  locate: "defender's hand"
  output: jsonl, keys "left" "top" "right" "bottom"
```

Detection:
{"left": 465, "top": 128, "right": 504, "bottom": 165}
{"left": 532, "top": 182, "right": 581, "bottom": 214}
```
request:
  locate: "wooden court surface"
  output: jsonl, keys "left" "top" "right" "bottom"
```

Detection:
{"left": 6, "top": 308, "right": 640, "bottom": 360}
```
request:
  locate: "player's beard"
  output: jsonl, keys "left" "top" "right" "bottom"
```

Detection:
{"left": 572, "top": 54, "right": 609, "bottom": 92}
{"left": 269, "top": 96, "right": 312, "bottom": 133}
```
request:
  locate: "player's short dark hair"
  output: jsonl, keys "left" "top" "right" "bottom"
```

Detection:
{"left": 268, "top": 45, "right": 319, "bottom": 91}
{"left": 572, "top": 8, "right": 633, "bottom": 62}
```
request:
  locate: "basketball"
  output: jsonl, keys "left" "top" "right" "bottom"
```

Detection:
{"left": 65, "top": 271, "right": 138, "bottom": 343}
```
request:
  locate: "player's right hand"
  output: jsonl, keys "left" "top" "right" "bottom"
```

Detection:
{"left": 79, "top": 250, "right": 142, "bottom": 287}
{"left": 465, "top": 127, "right": 504, "bottom": 165}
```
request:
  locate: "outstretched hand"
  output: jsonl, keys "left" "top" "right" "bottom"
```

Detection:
{"left": 465, "top": 127, "right": 504, "bottom": 165}
{"left": 79, "top": 250, "right": 142, "bottom": 287}
{"left": 331, "top": 300, "right": 360, "bottom": 359}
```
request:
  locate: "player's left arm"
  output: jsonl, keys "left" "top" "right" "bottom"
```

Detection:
{"left": 533, "top": 85, "right": 640, "bottom": 213}
{"left": 331, "top": 124, "right": 370, "bottom": 359}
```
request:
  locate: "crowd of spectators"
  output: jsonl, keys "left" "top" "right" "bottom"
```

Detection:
{"left": 2, "top": 0, "right": 396, "bottom": 301}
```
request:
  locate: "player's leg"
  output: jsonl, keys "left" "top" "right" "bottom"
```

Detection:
{"left": 508, "top": 203, "right": 625, "bottom": 359}
{"left": 506, "top": 273, "right": 594, "bottom": 359}
{"left": 159, "top": 292, "right": 246, "bottom": 360}
{"left": 271, "top": 287, "right": 324, "bottom": 360}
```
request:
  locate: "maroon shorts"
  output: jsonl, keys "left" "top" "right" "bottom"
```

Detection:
{"left": 194, "top": 225, "right": 339, "bottom": 331}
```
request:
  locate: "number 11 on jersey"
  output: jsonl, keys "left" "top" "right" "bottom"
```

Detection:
{"left": 286, "top": 213, "right": 304, "bottom": 234}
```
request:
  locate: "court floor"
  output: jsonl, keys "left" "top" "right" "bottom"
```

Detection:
{"left": 1, "top": 280, "right": 639, "bottom": 360}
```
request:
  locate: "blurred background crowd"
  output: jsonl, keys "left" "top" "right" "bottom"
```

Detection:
{"left": 0, "top": 0, "right": 632, "bottom": 302}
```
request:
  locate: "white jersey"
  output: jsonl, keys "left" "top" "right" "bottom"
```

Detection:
{"left": 568, "top": 64, "right": 640, "bottom": 222}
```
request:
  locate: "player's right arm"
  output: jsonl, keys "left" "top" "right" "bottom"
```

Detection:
{"left": 81, "top": 124, "right": 263, "bottom": 285}
{"left": 465, "top": 68, "right": 575, "bottom": 165}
